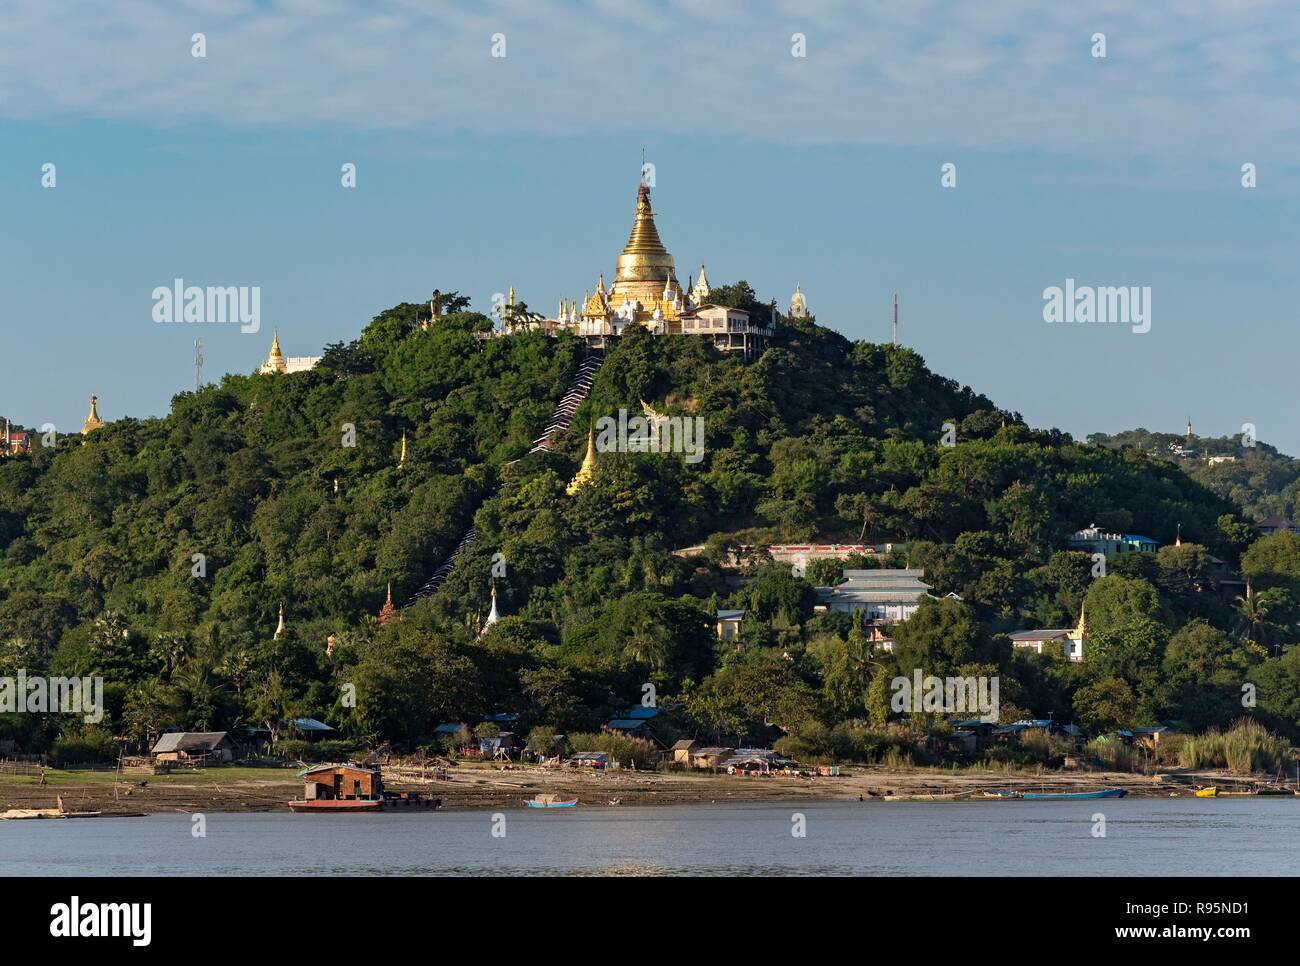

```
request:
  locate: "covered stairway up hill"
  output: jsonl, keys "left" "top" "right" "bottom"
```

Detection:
{"left": 405, "top": 350, "right": 604, "bottom": 605}
{"left": 528, "top": 353, "right": 603, "bottom": 454}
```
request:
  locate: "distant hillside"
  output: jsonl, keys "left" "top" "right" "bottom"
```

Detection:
{"left": 1088, "top": 427, "right": 1300, "bottom": 523}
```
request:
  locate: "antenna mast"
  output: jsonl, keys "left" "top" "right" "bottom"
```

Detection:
{"left": 892, "top": 293, "right": 898, "bottom": 345}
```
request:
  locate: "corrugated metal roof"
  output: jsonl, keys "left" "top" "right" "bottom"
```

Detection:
{"left": 816, "top": 585, "right": 930, "bottom": 600}
{"left": 289, "top": 717, "right": 335, "bottom": 732}
{"left": 151, "top": 731, "right": 231, "bottom": 753}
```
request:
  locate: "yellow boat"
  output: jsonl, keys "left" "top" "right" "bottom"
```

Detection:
{"left": 1194, "top": 786, "right": 1217, "bottom": 797}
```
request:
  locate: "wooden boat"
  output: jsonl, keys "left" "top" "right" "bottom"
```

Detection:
{"left": 288, "top": 793, "right": 439, "bottom": 813}
{"left": 1194, "top": 786, "right": 1217, "bottom": 797}
{"left": 524, "top": 794, "right": 578, "bottom": 808}
{"left": 289, "top": 798, "right": 383, "bottom": 813}
{"left": 0, "top": 807, "right": 64, "bottom": 820}
{"left": 1021, "top": 788, "right": 1127, "bottom": 800}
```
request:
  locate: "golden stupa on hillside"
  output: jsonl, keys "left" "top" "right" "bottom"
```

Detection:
{"left": 377, "top": 582, "right": 397, "bottom": 628}
{"left": 581, "top": 182, "right": 686, "bottom": 333}
{"left": 81, "top": 395, "right": 103, "bottom": 434}
{"left": 567, "top": 429, "right": 598, "bottom": 495}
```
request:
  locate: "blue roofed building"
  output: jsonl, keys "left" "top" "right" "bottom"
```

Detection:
{"left": 1068, "top": 525, "right": 1159, "bottom": 556}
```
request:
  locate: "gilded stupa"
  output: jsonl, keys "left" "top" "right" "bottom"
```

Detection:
{"left": 582, "top": 182, "right": 686, "bottom": 333}
{"left": 81, "top": 395, "right": 103, "bottom": 434}
{"left": 265, "top": 330, "right": 284, "bottom": 370}
{"left": 377, "top": 582, "right": 397, "bottom": 628}
{"left": 567, "top": 429, "right": 598, "bottom": 495}
{"left": 259, "top": 330, "right": 321, "bottom": 374}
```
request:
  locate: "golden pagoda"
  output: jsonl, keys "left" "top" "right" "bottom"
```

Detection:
{"left": 260, "top": 330, "right": 286, "bottom": 374}
{"left": 566, "top": 429, "right": 598, "bottom": 495}
{"left": 81, "top": 395, "right": 103, "bottom": 434}
{"left": 398, "top": 432, "right": 407, "bottom": 470}
{"left": 582, "top": 182, "right": 686, "bottom": 332}
{"left": 258, "top": 330, "right": 320, "bottom": 374}
{"left": 377, "top": 582, "right": 397, "bottom": 628}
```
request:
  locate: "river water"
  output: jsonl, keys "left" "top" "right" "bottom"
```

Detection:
{"left": 2, "top": 799, "right": 1297, "bottom": 876}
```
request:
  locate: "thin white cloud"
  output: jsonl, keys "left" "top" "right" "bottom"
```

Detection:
{"left": 1, "top": 0, "right": 1298, "bottom": 160}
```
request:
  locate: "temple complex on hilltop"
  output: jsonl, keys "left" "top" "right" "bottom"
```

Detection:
{"left": 505, "top": 180, "right": 792, "bottom": 359}
{"left": 254, "top": 179, "right": 809, "bottom": 372}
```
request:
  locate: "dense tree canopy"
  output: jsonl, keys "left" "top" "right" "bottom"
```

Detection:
{"left": 1, "top": 290, "right": 1295, "bottom": 760}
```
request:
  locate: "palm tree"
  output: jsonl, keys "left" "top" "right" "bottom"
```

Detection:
{"left": 171, "top": 658, "right": 230, "bottom": 732}
{"left": 1234, "top": 594, "right": 1270, "bottom": 642}
{"left": 623, "top": 613, "right": 672, "bottom": 675}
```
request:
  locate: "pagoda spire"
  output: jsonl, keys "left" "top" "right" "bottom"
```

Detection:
{"left": 566, "top": 428, "right": 598, "bottom": 495}
{"left": 81, "top": 394, "right": 103, "bottom": 434}
{"left": 377, "top": 582, "right": 397, "bottom": 628}
{"left": 615, "top": 182, "right": 674, "bottom": 283}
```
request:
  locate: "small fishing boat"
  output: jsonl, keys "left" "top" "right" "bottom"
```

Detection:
{"left": 1022, "top": 788, "right": 1127, "bottom": 800}
{"left": 1194, "top": 786, "right": 1218, "bottom": 798}
{"left": 983, "top": 790, "right": 1023, "bottom": 799}
{"left": 0, "top": 807, "right": 64, "bottom": 820}
{"left": 524, "top": 794, "right": 578, "bottom": 808}
{"left": 1254, "top": 785, "right": 1295, "bottom": 796}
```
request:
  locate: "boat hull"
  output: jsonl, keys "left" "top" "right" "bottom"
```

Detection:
{"left": 288, "top": 799, "right": 383, "bottom": 812}
{"left": 524, "top": 799, "right": 577, "bottom": 808}
{"left": 1022, "top": 788, "right": 1127, "bottom": 800}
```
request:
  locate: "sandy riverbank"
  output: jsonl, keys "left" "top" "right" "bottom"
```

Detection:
{"left": 1, "top": 762, "right": 1279, "bottom": 815}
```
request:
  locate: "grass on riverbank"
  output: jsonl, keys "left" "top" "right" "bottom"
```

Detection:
{"left": 0, "top": 766, "right": 300, "bottom": 787}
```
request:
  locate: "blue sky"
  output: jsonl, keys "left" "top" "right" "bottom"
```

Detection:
{"left": 4, "top": 1, "right": 1300, "bottom": 449}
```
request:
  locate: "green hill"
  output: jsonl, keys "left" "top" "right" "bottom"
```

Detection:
{"left": 1089, "top": 426, "right": 1300, "bottom": 524}
{"left": 3, "top": 291, "right": 1299, "bottom": 763}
